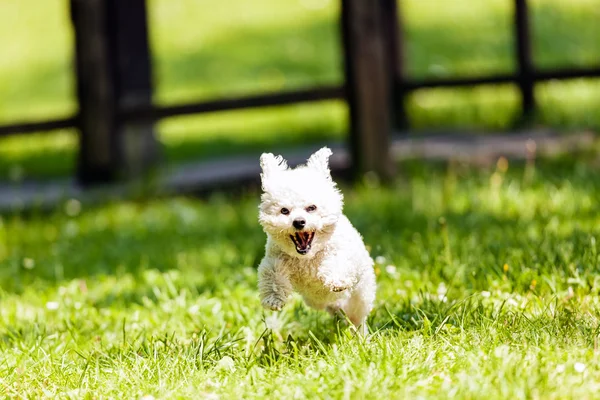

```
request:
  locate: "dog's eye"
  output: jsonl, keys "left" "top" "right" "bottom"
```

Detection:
{"left": 306, "top": 205, "right": 317, "bottom": 212}
{"left": 280, "top": 208, "right": 290, "bottom": 215}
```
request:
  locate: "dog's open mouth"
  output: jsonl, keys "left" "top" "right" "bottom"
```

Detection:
{"left": 290, "top": 232, "right": 315, "bottom": 255}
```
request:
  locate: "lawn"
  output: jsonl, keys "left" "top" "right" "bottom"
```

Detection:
{"left": 0, "top": 0, "right": 599, "bottom": 179}
{"left": 3, "top": 153, "right": 600, "bottom": 398}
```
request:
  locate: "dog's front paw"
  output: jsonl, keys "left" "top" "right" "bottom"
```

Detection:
{"left": 331, "top": 284, "right": 350, "bottom": 292}
{"left": 261, "top": 295, "right": 286, "bottom": 311}
{"left": 320, "top": 276, "right": 354, "bottom": 293}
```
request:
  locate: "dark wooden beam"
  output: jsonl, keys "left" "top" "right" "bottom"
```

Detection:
{"left": 400, "top": 67, "right": 600, "bottom": 91}
{"left": 0, "top": 117, "right": 76, "bottom": 137}
{"left": 381, "top": 0, "right": 408, "bottom": 131}
{"left": 120, "top": 86, "right": 345, "bottom": 122}
{"left": 70, "top": 0, "right": 158, "bottom": 186}
{"left": 341, "top": 0, "right": 395, "bottom": 181}
{"left": 108, "top": 0, "right": 160, "bottom": 178}
{"left": 71, "top": 0, "right": 116, "bottom": 184}
{"left": 534, "top": 67, "right": 600, "bottom": 80}
{"left": 514, "top": 0, "right": 535, "bottom": 118}
{"left": 401, "top": 74, "right": 517, "bottom": 90}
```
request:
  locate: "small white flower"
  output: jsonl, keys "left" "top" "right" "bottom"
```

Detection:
{"left": 22, "top": 258, "right": 35, "bottom": 270}
{"left": 265, "top": 313, "right": 283, "bottom": 331}
{"left": 216, "top": 356, "right": 235, "bottom": 372}
{"left": 187, "top": 304, "right": 200, "bottom": 315}
{"left": 437, "top": 283, "right": 447, "bottom": 296}
{"left": 385, "top": 265, "right": 397, "bottom": 274}
{"left": 46, "top": 301, "right": 59, "bottom": 311}
{"left": 493, "top": 345, "right": 510, "bottom": 358}
{"left": 574, "top": 362, "right": 586, "bottom": 373}
{"left": 65, "top": 199, "right": 82, "bottom": 217}
{"left": 556, "top": 364, "right": 565, "bottom": 373}
{"left": 481, "top": 291, "right": 491, "bottom": 298}
{"left": 506, "top": 298, "right": 518, "bottom": 307}
{"left": 375, "top": 256, "right": 386, "bottom": 264}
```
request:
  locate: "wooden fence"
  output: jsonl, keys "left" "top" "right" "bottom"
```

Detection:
{"left": 0, "top": 0, "right": 599, "bottom": 186}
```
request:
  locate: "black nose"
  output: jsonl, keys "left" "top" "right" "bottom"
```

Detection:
{"left": 293, "top": 218, "right": 306, "bottom": 230}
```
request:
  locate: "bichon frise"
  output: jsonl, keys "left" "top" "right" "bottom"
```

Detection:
{"left": 257, "top": 147, "right": 376, "bottom": 333}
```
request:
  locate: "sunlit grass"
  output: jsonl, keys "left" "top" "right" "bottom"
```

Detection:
{"left": 0, "top": 1, "right": 75, "bottom": 122}
{"left": 406, "top": 85, "right": 521, "bottom": 131}
{"left": 148, "top": 0, "right": 341, "bottom": 104}
{"left": 3, "top": 156, "right": 600, "bottom": 397}
{"left": 0, "top": 130, "right": 76, "bottom": 179}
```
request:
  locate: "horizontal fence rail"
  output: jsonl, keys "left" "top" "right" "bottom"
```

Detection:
{"left": 2, "top": 64, "right": 598, "bottom": 137}
{"left": 400, "top": 66, "right": 600, "bottom": 90}
{"left": 1, "top": 66, "right": 599, "bottom": 136}
{"left": 0, "top": 116, "right": 77, "bottom": 138}
{"left": 120, "top": 85, "right": 345, "bottom": 123}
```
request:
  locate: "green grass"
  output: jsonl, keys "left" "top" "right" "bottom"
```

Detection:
{"left": 0, "top": 0, "right": 599, "bottom": 179}
{"left": 3, "top": 155, "right": 600, "bottom": 397}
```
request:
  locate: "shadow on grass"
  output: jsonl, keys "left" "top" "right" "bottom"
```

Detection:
{"left": 1, "top": 194, "right": 265, "bottom": 294}
{"left": 160, "top": 116, "right": 345, "bottom": 165}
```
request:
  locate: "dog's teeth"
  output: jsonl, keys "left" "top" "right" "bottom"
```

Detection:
{"left": 291, "top": 231, "right": 315, "bottom": 254}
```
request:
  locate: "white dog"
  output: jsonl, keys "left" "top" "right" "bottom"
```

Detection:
{"left": 257, "top": 147, "right": 376, "bottom": 333}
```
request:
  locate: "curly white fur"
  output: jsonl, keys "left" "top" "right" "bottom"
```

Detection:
{"left": 257, "top": 147, "right": 376, "bottom": 333}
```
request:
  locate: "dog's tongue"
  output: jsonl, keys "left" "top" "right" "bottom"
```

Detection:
{"left": 291, "top": 232, "right": 314, "bottom": 253}
{"left": 295, "top": 232, "right": 311, "bottom": 248}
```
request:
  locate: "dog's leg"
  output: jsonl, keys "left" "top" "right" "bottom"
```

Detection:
{"left": 341, "top": 272, "right": 376, "bottom": 335}
{"left": 342, "top": 293, "right": 371, "bottom": 334}
{"left": 258, "top": 258, "right": 292, "bottom": 311}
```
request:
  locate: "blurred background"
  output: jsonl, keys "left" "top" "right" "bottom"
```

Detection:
{"left": 0, "top": 0, "right": 598, "bottom": 184}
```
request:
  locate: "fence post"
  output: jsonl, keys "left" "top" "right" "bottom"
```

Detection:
{"left": 71, "top": 0, "right": 159, "bottom": 186}
{"left": 341, "top": 0, "right": 395, "bottom": 181}
{"left": 514, "top": 0, "right": 535, "bottom": 120}
{"left": 381, "top": 0, "right": 408, "bottom": 131}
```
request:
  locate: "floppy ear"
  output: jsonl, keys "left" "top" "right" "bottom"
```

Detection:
{"left": 307, "top": 147, "right": 333, "bottom": 179}
{"left": 260, "top": 153, "right": 288, "bottom": 183}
